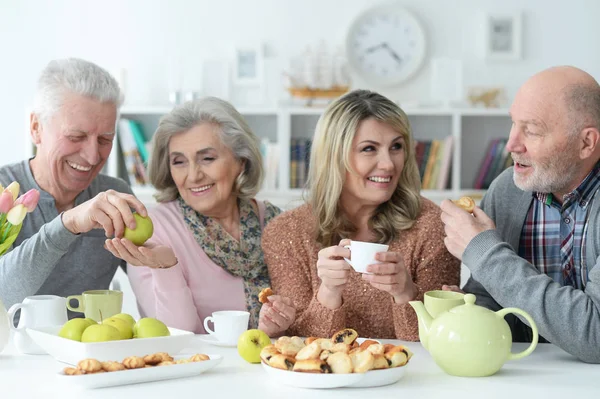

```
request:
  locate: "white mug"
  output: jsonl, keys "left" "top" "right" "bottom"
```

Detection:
{"left": 7, "top": 295, "right": 67, "bottom": 354}
{"left": 344, "top": 240, "right": 389, "bottom": 274}
{"left": 203, "top": 310, "right": 250, "bottom": 345}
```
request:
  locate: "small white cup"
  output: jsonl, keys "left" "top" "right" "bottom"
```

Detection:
{"left": 203, "top": 310, "right": 250, "bottom": 345}
{"left": 344, "top": 240, "right": 389, "bottom": 274}
{"left": 7, "top": 295, "right": 68, "bottom": 354}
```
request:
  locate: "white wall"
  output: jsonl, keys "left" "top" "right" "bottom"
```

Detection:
{"left": 1, "top": 0, "right": 599, "bottom": 164}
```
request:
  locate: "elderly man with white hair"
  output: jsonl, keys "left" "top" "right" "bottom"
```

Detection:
{"left": 0, "top": 58, "right": 147, "bottom": 311}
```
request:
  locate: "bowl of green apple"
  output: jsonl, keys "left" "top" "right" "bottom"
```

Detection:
{"left": 27, "top": 314, "right": 194, "bottom": 366}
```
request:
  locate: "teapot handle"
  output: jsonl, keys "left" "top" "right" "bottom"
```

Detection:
{"left": 496, "top": 307, "right": 539, "bottom": 360}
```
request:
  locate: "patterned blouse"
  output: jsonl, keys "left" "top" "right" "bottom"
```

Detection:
{"left": 177, "top": 197, "right": 281, "bottom": 328}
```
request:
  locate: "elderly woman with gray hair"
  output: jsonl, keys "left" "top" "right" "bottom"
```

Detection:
{"left": 111, "top": 97, "right": 294, "bottom": 336}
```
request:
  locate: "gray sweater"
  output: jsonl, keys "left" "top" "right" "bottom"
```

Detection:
{"left": 463, "top": 167, "right": 600, "bottom": 363}
{"left": 0, "top": 160, "right": 132, "bottom": 312}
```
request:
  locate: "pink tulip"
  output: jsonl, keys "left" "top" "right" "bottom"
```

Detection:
{"left": 15, "top": 189, "right": 40, "bottom": 213}
{"left": 0, "top": 191, "right": 13, "bottom": 214}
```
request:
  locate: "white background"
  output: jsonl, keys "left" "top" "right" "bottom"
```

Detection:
{"left": 1, "top": 0, "right": 600, "bottom": 164}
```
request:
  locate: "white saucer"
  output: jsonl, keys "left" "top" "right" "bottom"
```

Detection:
{"left": 197, "top": 334, "right": 237, "bottom": 347}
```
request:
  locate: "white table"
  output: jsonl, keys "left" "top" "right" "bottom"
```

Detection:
{"left": 0, "top": 335, "right": 597, "bottom": 398}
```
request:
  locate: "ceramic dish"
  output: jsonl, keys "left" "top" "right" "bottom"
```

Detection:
{"left": 197, "top": 334, "right": 238, "bottom": 347}
{"left": 27, "top": 325, "right": 194, "bottom": 365}
{"left": 261, "top": 361, "right": 406, "bottom": 389}
{"left": 56, "top": 354, "right": 222, "bottom": 389}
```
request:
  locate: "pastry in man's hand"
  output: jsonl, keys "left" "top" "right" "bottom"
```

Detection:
{"left": 258, "top": 287, "right": 274, "bottom": 303}
{"left": 452, "top": 196, "right": 475, "bottom": 213}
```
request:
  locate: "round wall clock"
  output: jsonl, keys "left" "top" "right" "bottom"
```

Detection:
{"left": 345, "top": 5, "right": 427, "bottom": 87}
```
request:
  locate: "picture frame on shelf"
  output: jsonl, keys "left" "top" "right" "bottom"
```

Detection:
{"left": 233, "top": 45, "right": 264, "bottom": 86}
{"left": 484, "top": 13, "right": 522, "bottom": 61}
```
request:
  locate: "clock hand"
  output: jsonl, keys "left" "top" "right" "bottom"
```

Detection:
{"left": 382, "top": 43, "right": 403, "bottom": 64}
{"left": 364, "top": 43, "right": 385, "bottom": 54}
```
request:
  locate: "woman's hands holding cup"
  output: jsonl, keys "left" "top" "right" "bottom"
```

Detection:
{"left": 316, "top": 239, "right": 353, "bottom": 309}
{"left": 258, "top": 295, "right": 296, "bottom": 337}
{"left": 361, "top": 251, "right": 418, "bottom": 304}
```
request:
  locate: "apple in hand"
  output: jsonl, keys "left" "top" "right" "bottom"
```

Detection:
{"left": 103, "top": 317, "right": 134, "bottom": 339}
{"left": 133, "top": 317, "right": 170, "bottom": 338}
{"left": 81, "top": 324, "right": 122, "bottom": 342}
{"left": 123, "top": 213, "right": 154, "bottom": 246}
{"left": 237, "top": 329, "right": 271, "bottom": 363}
{"left": 58, "top": 318, "right": 96, "bottom": 341}
{"left": 109, "top": 313, "right": 136, "bottom": 328}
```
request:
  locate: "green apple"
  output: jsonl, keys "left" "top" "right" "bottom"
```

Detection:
{"left": 109, "top": 313, "right": 136, "bottom": 328}
{"left": 58, "top": 318, "right": 96, "bottom": 341}
{"left": 103, "top": 317, "right": 134, "bottom": 339}
{"left": 84, "top": 318, "right": 98, "bottom": 326}
{"left": 237, "top": 329, "right": 271, "bottom": 363}
{"left": 133, "top": 317, "right": 170, "bottom": 339}
{"left": 123, "top": 213, "right": 154, "bottom": 246}
{"left": 81, "top": 323, "right": 122, "bottom": 342}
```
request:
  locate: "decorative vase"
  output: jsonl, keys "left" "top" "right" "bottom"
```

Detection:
{"left": 0, "top": 298, "right": 10, "bottom": 353}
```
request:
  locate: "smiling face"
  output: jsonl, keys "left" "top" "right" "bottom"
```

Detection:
{"left": 30, "top": 92, "right": 117, "bottom": 203}
{"left": 168, "top": 123, "right": 243, "bottom": 216}
{"left": 507, "top": 78, "right": 582, "bottom": 196}
{"left": 340, "top": 118, "right": 405, "bottom": 210}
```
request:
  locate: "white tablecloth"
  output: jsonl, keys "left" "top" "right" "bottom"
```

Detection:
{"left": 0, "top": 334, "right": 597, "bottom": 398}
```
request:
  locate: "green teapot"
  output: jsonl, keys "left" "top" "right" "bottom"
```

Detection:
{"left": 409, "top": 292, "right": 538, "bottom": 377}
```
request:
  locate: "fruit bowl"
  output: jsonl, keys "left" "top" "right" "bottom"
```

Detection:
{"left": 27, "top": 325, "right": 194, "bottom": 365}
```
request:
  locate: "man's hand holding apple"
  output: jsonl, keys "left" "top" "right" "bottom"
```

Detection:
{"left": 258, "top": 295, "right": 296, "bottom": 337}
{"left": 62, "top": 189, "right": 147, "bottom": 238}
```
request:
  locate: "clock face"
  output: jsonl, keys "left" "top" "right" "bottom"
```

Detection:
{"left": 346, "top": 6, "right": 427, "bottom": 86}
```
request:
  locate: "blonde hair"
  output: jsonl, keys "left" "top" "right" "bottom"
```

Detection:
{"left": 307, "top": 90, "right": 421, "bottom": 247}
{"left": 148, "top": 97, "right": 264, "bottom": 203}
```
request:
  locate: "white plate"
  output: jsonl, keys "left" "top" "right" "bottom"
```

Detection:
{"left": 27, "top": 325, "right": 194, "bottom": 365}
{"left": 261, "top": 362, "right": 406, "bottom": 389}
{"left": 56, "top": 354, "right": 222, "bottom": 389}
{"left": 197, "top": 334, "right": 237, "bottom": 347}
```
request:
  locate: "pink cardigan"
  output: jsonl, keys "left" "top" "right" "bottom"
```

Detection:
{"left": 127, "top": 200, "right": 266, "bottom": 333}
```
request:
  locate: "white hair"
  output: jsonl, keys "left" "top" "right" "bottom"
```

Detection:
{"left": 32, "top": 58, "right": 123, "bottom": 121}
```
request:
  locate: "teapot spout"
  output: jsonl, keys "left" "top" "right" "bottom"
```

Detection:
{"left": 409, "top": 300, "right": 433, "bottom": 350}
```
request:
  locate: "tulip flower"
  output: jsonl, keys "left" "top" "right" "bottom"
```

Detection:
{"left": 0, "top": 192, "right": 13, "bottom": 214}
{"left": 6, "top": 204, "right": 27, "bottom": 226}
{"left": 15, "top": 189, "right": 40, "bottom": 213}
{"left": 0, "top": 184, "right": 3, "bottom": 192}
{"left": 4, "top": 182, "right": 19, "bottom": 201}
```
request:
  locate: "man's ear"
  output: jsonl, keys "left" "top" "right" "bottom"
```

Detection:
{"left": 30, "top": 113, "right": 42, "bottom": 145}
{"left": 580, "top": 127, "right": 600, "bottom": 160}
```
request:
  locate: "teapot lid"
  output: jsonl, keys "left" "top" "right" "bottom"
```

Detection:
{"left": 449, "top": 293, "right": 496, "bottom": 318}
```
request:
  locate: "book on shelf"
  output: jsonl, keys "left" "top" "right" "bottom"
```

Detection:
{"left": 260, "top": 138, "right": 279, "bottom": 191}
{"left": 117, "top": 118, "right": 149, "bottom": 186}
{"left": 289, "top": 138, "right": 312, "bottom": 189}
{"left": 474, "top": 138, "right": 512, "bottom": 189}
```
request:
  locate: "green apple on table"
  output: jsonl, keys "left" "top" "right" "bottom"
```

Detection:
{"left": 123, "top": 213, "right": 154, "bottom": 246}
{"left": 58, "top": 318, "right": 96, "bottom": 341}
{"left": 81, "top": 323, "right": 121, "bottom": 343}
{"left": 237, "top": 329, "right": 271, "bottom": 363}
{"left": 133, "top": 317, "right": 170, "bottom": 338}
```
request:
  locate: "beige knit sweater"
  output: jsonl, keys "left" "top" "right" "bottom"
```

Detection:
{"left": 262, "top": 197, "right": 461, "bottom": 341}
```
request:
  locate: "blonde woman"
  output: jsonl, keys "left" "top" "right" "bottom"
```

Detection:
{"left": 261, "top": 90, "right": 460, "bottom": 340}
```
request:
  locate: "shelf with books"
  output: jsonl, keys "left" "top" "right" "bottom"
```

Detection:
{"left": 23, "top": 105, "right": 512, "bottom": 209}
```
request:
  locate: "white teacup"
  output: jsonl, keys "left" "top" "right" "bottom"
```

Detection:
{"left": 203, "top": 310, "right": 250, "bottom": 345}
{"left": 7, "top": 295, "right": 68, "bottom": 354}
{"left": 344, "top": 240, "right": 389, "bottom": 274}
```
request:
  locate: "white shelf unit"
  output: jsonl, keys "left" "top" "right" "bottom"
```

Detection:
{"left": 109, "top": 105, "right": 512, "bottom": 209}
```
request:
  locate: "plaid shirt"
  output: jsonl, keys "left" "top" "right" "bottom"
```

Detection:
{"left": 519, "top": 162, "right": 600, "bottom": 289}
